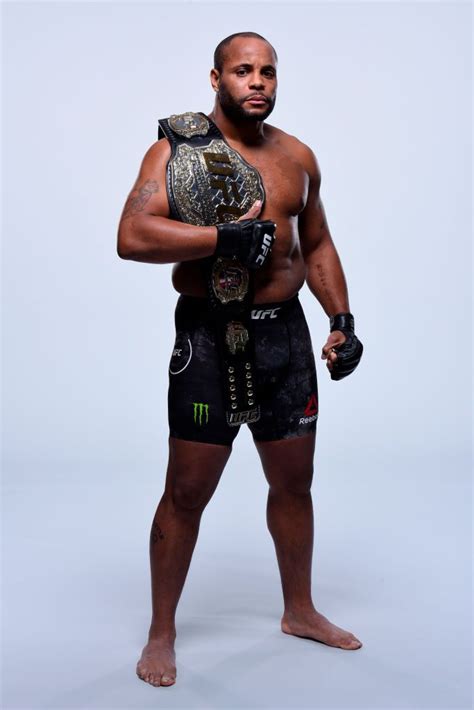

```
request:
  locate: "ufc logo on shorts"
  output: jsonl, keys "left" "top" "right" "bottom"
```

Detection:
{"left": 251, "top": 307, "right": 281, "bottom": 320}
{"left": 255, "top": 233, "right": 274, "bottom": 266}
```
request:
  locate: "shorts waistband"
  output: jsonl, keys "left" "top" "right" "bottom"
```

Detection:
{"left": 176, "top": 293, "right": 300, "bottom": 321}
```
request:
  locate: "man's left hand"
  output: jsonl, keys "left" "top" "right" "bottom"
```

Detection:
{"left": 322, "top": 322, "right": 364, "bottom": 380}
{"left": 321, "top": 331, "right": 347, "bottom": 374}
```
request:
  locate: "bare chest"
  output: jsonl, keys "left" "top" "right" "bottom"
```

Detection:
{"left": 234, "top": 145, "right": 308, "bottom": 218}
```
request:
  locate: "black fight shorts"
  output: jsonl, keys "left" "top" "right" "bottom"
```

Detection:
{"left": 168, "top": 294, "right": 319, "bottom": 445}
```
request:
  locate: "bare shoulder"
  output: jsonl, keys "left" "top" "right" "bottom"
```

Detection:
{"left": 265, "top": 123, "right": 320, "bottom": 180}
{"left": 140, "top": 137, "right": 171, "bottom": 171}
{"left": 119, "top": 137, "right": 172, "bottom": 222}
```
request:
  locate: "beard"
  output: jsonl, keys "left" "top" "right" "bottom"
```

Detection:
{"left": 217, "top": 81, "right": 276, "bottom": 122}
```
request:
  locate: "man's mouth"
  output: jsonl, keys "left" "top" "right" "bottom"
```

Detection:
{"left": 246, "top": 95, "right": 268, "bottom": 105}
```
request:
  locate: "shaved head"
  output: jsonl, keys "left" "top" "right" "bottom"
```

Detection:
{"left": 213, "top": 32, "right": 278, "bottom": 73}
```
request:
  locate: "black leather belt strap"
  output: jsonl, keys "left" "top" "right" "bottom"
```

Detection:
{"left": 202, "top": 255, "right": 260, "bottom": 426}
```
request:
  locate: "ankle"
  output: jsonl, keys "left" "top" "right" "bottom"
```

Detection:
{"left": 283, "top": 602, "right": 316, "bottom": 617}
{"left": 148, "top": 623, "right": 176, "bottom": 642}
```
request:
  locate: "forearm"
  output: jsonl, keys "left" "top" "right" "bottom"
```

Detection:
{"left": 117, "top": 214, "right": 217, "bottom": 264}
{"left": 305, "top": 237, "right": 350, "bottom": 316}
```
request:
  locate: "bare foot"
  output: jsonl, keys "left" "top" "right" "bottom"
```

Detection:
{"left": 281, "top": 609, "right": 362, "bottom": 650}
{"left": 136, "top": 636, "right": 177, "bottom": 687}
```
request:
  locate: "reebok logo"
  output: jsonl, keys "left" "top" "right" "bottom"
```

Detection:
{"left": 255, "top": 233, "right": 273, "bottom": 266}
{"left": 304, "top": 394, "right": 318, "bottom": 416}
{"left": 193, "top": 402, "right": 209, "bottom": 425}
{"left": 299, "top": 394, "right": 318, "bottom": 425}
{"left": 251, "top": 307, "right": 281, "bottom": 320}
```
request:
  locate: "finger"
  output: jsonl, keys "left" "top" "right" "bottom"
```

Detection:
{"left": 328, "top": 347, "right": 339, "bottom": 363}
{"left": 323, "top": 344, "right": 338, "bottom": 361}
{"left": 237, "top": 199, "right": 262, "bottom": 221}
{"left": 321, "top": 343, "right": 334, "bottom": 358}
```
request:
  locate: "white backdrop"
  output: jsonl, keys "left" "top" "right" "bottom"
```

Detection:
{"left": 3, "top": 1, "right": 471, "bottom": 473}
{"left": 2, "top": 2, "right": 472, "bottom": 709}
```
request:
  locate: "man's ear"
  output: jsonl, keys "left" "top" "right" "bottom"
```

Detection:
{"left": 210, "top": 68, "right": 220, "bottom": 92}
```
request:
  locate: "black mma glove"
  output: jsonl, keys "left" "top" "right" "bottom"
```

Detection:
{"left": 328, "top": 312, "right": 363, "bottom": 381}
{"left": 215, "top": 219, "right": 276, "bottom": 270}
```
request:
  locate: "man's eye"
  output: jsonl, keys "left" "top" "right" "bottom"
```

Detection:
{"left": 236, "top": 69, "right": 247, "bottom": 76}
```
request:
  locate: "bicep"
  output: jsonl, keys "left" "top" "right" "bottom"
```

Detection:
{"left": 298, "top": 149, "right": 332, "bottom": 260}
{"left": 119, "top": 139, "right": 171, "bottom": 225}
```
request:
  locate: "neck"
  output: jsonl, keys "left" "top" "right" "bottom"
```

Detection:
{"left": 208, "top": 102, "right": 265, "bottom": 145}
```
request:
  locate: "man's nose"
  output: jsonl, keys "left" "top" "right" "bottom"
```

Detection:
{"left": 248, "top": 73, "right": 265, "bottom": 89}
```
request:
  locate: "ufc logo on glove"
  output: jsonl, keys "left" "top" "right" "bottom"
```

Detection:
{"left": 256, "top": 232, "right": 274, "bottom": 266}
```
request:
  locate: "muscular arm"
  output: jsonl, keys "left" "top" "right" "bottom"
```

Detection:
{"left": 298, "top": 148, "right": 350, "bottom": 316}
{"left": 117, "top": 140, "right": 217, "bottom": 263}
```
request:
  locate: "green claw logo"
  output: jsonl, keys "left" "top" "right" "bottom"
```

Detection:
{"left": 193, "top": 402, "right": 209, "bottom": 425}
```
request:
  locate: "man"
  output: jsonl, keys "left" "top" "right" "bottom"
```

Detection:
{"left": 117, "top": 31, "right": 364, "bottom": 688}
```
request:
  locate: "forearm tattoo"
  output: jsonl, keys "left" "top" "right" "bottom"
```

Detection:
{"left": 151, "top": 521, "right": 165, "bottom": 544}
{"left": 316, "top": 262, "right": 332, "bottom": 300}
{"left": 122, "top": 179, "right": 159, "bottom": 219}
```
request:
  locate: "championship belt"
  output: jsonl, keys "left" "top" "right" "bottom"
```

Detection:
{"left": 158, "top": 111, "right": 265, "bottom": 426}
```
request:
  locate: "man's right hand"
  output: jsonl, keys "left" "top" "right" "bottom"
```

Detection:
{"left": 215, "top": 201, "right": 277, "bottom": 270}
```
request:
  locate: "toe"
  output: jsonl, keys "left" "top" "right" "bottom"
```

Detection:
{"left": 161, "top": 675, "right": 176, "bottom": 685}
{"left": 345, "top": 637, "right": 362, "bottom": 649}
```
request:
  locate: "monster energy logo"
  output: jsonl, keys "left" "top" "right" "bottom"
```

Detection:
{"left": 193, "top": 402, "right": 209, "bottom": 425}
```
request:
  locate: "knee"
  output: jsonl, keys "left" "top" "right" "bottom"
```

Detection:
{"left": 269, "top": 464, "right": 314, "bottom": 496}
{"left": 171, "top": 480, "right": 211, "bottom": 511}
{"left": 277, "top": 480, "right": 312, "bottom": 497}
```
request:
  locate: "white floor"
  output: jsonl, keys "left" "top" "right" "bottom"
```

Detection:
{"left": 2, "top": 445, "right": 472, "bottom": 710}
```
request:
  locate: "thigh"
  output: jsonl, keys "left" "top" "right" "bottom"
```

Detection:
{"left": 164, "top": 437, "right": 232, "bottom": 510}
{"left": 254, "top": 433, "right": 316, "bottom": 493}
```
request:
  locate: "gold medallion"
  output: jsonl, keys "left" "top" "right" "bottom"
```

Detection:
{"left": 225, "top": 321, "right": 249, "bottom": 355}
{"left": 211, "top": 257, "right": 249, "bottom": 304}
{"left": 169, "top": 139, "right": 264, "bottom": 226}
{"left": 168, "top": 112, "right": 210, "bottom": 138}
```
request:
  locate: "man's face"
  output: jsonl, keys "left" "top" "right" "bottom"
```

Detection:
{"left": 215, "top": 38, "right": 277, "bottom": 123}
